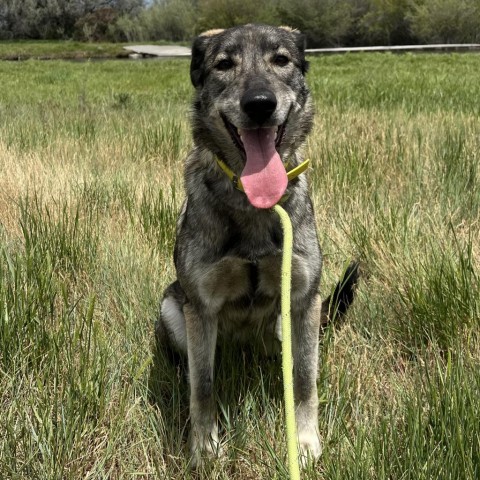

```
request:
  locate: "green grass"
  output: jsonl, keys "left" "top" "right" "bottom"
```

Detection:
{"left": 1, "top": 53, "right": 479, "bottom": 479}
{"left": 0, "top": 40, "right": 187, "bottom": 61}
{"left": 0, "top": 40, "right": 132, "bottom": 60}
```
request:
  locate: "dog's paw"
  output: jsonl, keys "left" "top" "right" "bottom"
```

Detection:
{"left": 298, "top": 428, "right": 322, "bottom": 467}
{"left": 189, "top": 423, "right": 222, "bottom": 468}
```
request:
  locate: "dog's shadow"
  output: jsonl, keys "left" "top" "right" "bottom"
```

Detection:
{"left": 147, "top": 328, "right": 285, "bottom": 468}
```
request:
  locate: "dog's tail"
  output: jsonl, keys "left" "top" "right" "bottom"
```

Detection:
{"left": 320, "top": 261, "right": 360, "bottom": 331}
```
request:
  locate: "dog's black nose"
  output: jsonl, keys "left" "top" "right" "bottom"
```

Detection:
{"left": 241, "top": 88, "right": 277, "bottom": 124}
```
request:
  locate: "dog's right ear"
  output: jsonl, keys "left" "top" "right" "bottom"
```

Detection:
{"left": 190, "top": 29, "right": 225, "bottom": 88}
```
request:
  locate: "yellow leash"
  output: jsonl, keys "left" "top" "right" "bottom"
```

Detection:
{"left": 273, "top": 204, "right": 301, "bottom": 480}
{"left": 215, "top": 157, "right": 306, "bottom": 478}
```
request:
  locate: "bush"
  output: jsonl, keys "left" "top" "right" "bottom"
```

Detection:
{"left": 356, "top": 0, "right": 415, "bottom": 45}
{"left": 0, "top": 0, "right": 42, "bottom": 39}
{"left": 139, "top": 0, "right": 197, "bottom": 41}
{"left": 409, "top": 0, "right": 480, "bottom": 43}
{"left": 196, "top": 0, "right": 280, "bottom": 33}
{"left": 277, "top": 0, "right": 355, "bottom": 47}
{"left": 2, "top": 0, "right": 480, "bottom": 46}
{"left": 74, "top": 8, "right": 119, "bottom": 42}
{"left": 109, "top": 14, "right": 149, "bottom": 42}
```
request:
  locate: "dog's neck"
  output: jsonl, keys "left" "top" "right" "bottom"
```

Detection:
{"left": 215, "top": 157, "right": 310, "bottom": 195}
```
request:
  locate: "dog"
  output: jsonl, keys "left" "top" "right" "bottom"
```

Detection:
{"left": 157, "top": 24, "right": 359, "bottom": 467}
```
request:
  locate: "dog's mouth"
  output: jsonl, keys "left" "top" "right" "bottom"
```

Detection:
{"left": 222, "top": 115, "right": 287, "bottom": 155}
{"left": 220, "top": 115, "right": 289, "bottom": 209}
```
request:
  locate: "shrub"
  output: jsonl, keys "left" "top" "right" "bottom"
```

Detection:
{"left": 109, "top": 14, "right": 149, "bottom": 42}
{"left": 409, "top": 0, "right": 480, "bottom": 44}
{"left": 356, "top": 0, "right": 415, "bottom": 45}
{"left": 74, "top": 8, "right": 120, "bottom": 42}
{"left": 196, "top": 0, "right": 280, "bottom": 33}
{"left": 277, "top": 0, "right": 355, "bottom": 47}
{"left": 141, "top": 0, "right": 197, "bottom": 41}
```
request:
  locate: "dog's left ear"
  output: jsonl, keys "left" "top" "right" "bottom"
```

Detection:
{"left": 190, "top": 29, "right": 225, "bottom": 88}
{"left": 190, "top": 36, "right": 208, "bottom": 88}
{"left": 279, "top": 26, "right": 309, "bottom": 75}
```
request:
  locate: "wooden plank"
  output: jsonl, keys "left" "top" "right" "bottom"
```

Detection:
{"left": 306, "top": 44, "right": 480, "bottom": 54}
{"left": 123, "top": 45, "right": 191, "bottom": 57}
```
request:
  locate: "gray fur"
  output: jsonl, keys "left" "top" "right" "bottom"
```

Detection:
{"left": 159, "top": 24, "right": 324, "bottom": 467}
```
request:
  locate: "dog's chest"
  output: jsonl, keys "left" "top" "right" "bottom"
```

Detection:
{"left": 198, "top": 252, "right": 309, "bottom": 321}
{"left": 179, "top": 199, "right": 313, "bottom": 331}
{"left": 196, "top": 254, "right": 279, "bottom": 340}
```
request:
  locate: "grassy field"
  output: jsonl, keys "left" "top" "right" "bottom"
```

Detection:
{"left": 0, "top": 53, "right": 479, "bottom": 479}
{"left": 0, "top": 40, "right": 187, "bottom": 61}
{"left": 0, "top": 41, "right": 132, "bottom": 60}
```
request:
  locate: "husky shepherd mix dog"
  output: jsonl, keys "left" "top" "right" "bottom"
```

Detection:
{"left": 158, "top": 24, "right": 358, "bottom": 467}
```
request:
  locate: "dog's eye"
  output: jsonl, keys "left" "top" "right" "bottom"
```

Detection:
{"left": 215, "top": 59, "right": 234, "bottom": 71}
{"left": 273, "top": 54, "right": 290, "bottom": 67}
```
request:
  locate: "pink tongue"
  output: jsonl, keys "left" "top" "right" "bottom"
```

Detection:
{"left": 239, "top": 128, "right": 287, "bottom": 209}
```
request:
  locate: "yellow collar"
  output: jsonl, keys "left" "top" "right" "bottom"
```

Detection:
{"left": 215, "top": 158, "right": 310, "bottom": 193}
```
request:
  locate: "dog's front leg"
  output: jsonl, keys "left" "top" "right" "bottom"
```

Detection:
{"left": 184, "top": 303, "right": 220, "bottom": 467}
{"left": 292, "top": 294, "right": 322, "bottom": 463}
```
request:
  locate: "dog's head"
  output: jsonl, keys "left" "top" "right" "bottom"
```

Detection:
{"left": 190, "top": 24, "right": 314, "bottom": 208}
